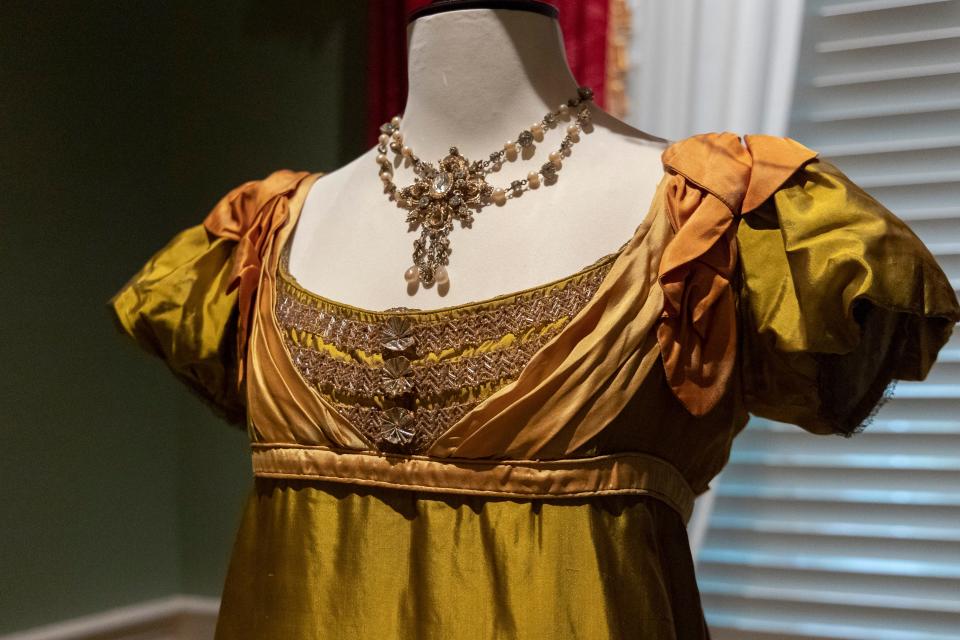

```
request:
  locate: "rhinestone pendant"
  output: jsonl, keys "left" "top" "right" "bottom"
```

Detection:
{"left": 381, "top": 88, "right": 594, "bottom": 291}
{"left": 432, "top": 171, "right": 450, "bottom": 195}
{"left": 397, "top": 147, "right": 491, "bottom": 287}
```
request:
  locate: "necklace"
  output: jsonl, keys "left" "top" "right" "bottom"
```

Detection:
{"left": 375, "top": 86, "right": 594, "bottom": 287}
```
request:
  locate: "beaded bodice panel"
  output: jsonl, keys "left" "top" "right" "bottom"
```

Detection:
{"left": 274, "top": 243, "right": 621, "bottom": 454}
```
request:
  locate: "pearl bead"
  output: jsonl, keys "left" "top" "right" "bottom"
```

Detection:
{"left": 402, "top": 145, "right": 412, "bottom": 157}
{"left": 559, "top": 104, "right": 570, "bottom": 116}
{"left": 391, "top": 115, "right": 402, "bottom": 127}
{"left": 380, "top": 171, "right": 392, "bottom": 182}
{"left": 404, "top": 265, "right": 418, "bottom": 282}
{"left": 549, "top": 151, "right": 562, "bottom": 164}
{"left": 434, "top": 265, "right": 449, "bottom": 285}
{"left": 504, "top": 140, "right": 515, "bottom": 152}
{"left": 492, "top": 188, "right": 506, "bottom": 203}
{"left": 392, "top": 131, "right": 403, "bottom": 142}
{"left": 379, "top": 134, "right": 389, "bottom": 145}
{"left": 527, "top": 171, "right": 540, "bottom": 187}
{"left": 376, "top": 153, "right": 388, "bottom": 164}
{"left": 531, "top": 123, "right": 544, "bottom": 137}
{"left": 567, "top": 124, "right": 580, "bottom": 138}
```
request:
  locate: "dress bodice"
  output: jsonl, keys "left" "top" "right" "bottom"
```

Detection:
{"left": 275, "top": 236, "right": 623, "bottom": 454}
{"left": 108, "top": 132, "right": 960, "bottom": 529}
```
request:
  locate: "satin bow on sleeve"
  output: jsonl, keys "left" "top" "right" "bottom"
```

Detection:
{"left": 201, "top": 170, "right": 314, "bottom": 391}
{"left": 656, "top": 132, "right": 819, "bottom": 417}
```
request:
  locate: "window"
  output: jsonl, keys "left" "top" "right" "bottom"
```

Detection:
{"left": 698, "top": 1, "right": 960, "bottom": 638}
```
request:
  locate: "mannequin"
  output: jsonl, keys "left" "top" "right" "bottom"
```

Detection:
{"left": 288, "top": 0, "right": 669, "bottom": 310}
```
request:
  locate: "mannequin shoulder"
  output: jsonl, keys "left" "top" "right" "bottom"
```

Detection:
{"left": 576, "top": 107, "right": 669, "bottom": 157}
{"left": 589, "top": 108, "right": 672, "bottom": 148}
{"left": 303, "top": 147, "right": 376, "bottom": 196}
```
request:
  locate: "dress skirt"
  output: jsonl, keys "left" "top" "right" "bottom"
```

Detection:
{"left": 214, "top": 478, "right": 710, "bottom": 640}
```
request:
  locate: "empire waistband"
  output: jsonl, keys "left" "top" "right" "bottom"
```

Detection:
{"left": 249, "top": 443, "right": 697, "bottom": 524}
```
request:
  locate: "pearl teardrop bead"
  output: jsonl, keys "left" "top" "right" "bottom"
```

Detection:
{"left": 434, "top": 265, "right": 449, "bottom": 286}
{"left": 404, "top": 265, "right": 419, "bottom": 282}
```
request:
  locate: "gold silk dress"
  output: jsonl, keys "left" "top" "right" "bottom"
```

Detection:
{"left": 108, "top": 132, "right": 960, "bottom": 639}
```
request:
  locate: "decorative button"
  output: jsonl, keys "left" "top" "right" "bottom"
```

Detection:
{"left": 381, "top": 355, "right": 415, "bottom": 396}
{"left": 379, "top": 406, "right": 416, "bottom": 445}
{"left": 381, "top": 316, "right": 417, "bottom": 352}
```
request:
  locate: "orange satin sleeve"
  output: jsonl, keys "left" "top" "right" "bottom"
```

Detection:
{"left": 656, "top": 132, "right": 819, "bottom": 416}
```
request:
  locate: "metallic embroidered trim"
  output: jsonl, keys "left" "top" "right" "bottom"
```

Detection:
{"left": 284, "top": 326, "right": 563, "bottom": 401}
{"left": 277, "top": 240, "right": 620, "bottom": 322}
{"left": 276, "top": 263, "right": 612, "bottom": 356}
{"left": 332, "top": 400, "right": 477, "bottom": 453}
{"left": 274, "top": 247, "right": 615, "bottom": 453}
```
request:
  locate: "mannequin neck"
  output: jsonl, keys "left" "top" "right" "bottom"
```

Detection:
{"left": 397, "top": 8, "right": 581, "bottom": 163}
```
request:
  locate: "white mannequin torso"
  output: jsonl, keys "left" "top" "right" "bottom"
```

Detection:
{"left": 287, "top": 6, "right": 670, "bottom": 311}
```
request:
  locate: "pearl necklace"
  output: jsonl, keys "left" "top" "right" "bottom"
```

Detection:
{"left": 376, "top": 86, "right": 594, "bottom": 287}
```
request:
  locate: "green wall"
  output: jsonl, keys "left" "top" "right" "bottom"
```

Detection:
{"left": 0, "top": 1, "right": 368, "bottom": 633}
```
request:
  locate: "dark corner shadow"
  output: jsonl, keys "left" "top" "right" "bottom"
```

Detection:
{"left": 240, "top": 0, "right": 349, "bottom": 47}
{"left": 241, "top": 0, "right": 370, "bottom": 162}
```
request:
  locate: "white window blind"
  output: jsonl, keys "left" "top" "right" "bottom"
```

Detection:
{"left": 698, "top": 1, "right": 960, "bottom": 638}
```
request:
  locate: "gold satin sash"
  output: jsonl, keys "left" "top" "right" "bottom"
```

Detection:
{"left": 250, "top": 442, "right": 697, "bottom": 524}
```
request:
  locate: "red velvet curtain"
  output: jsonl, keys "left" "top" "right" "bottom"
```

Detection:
{"left": 365, "top": 0, "right": 611, "bottom": 147}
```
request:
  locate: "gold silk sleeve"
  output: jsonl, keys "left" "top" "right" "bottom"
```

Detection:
{"left": 107, "top": 170, "right": 311, "bottom": 428}
{"left": 736, "top": 157, "right": 960, "bottom": 436}
{"left": 107, "top": 222, "right": 244, "bottom": 426}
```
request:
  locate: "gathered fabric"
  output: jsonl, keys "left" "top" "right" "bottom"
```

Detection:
{"left": 657, "top": 133, "right": 820, "bottom": 416}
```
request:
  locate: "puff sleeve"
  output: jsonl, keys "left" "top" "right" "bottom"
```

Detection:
{"left": 736, "top": 157, "right": 960, "bottom": 436}
{"left": 107, "top": 169, "right": 311, "bottom": 427}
